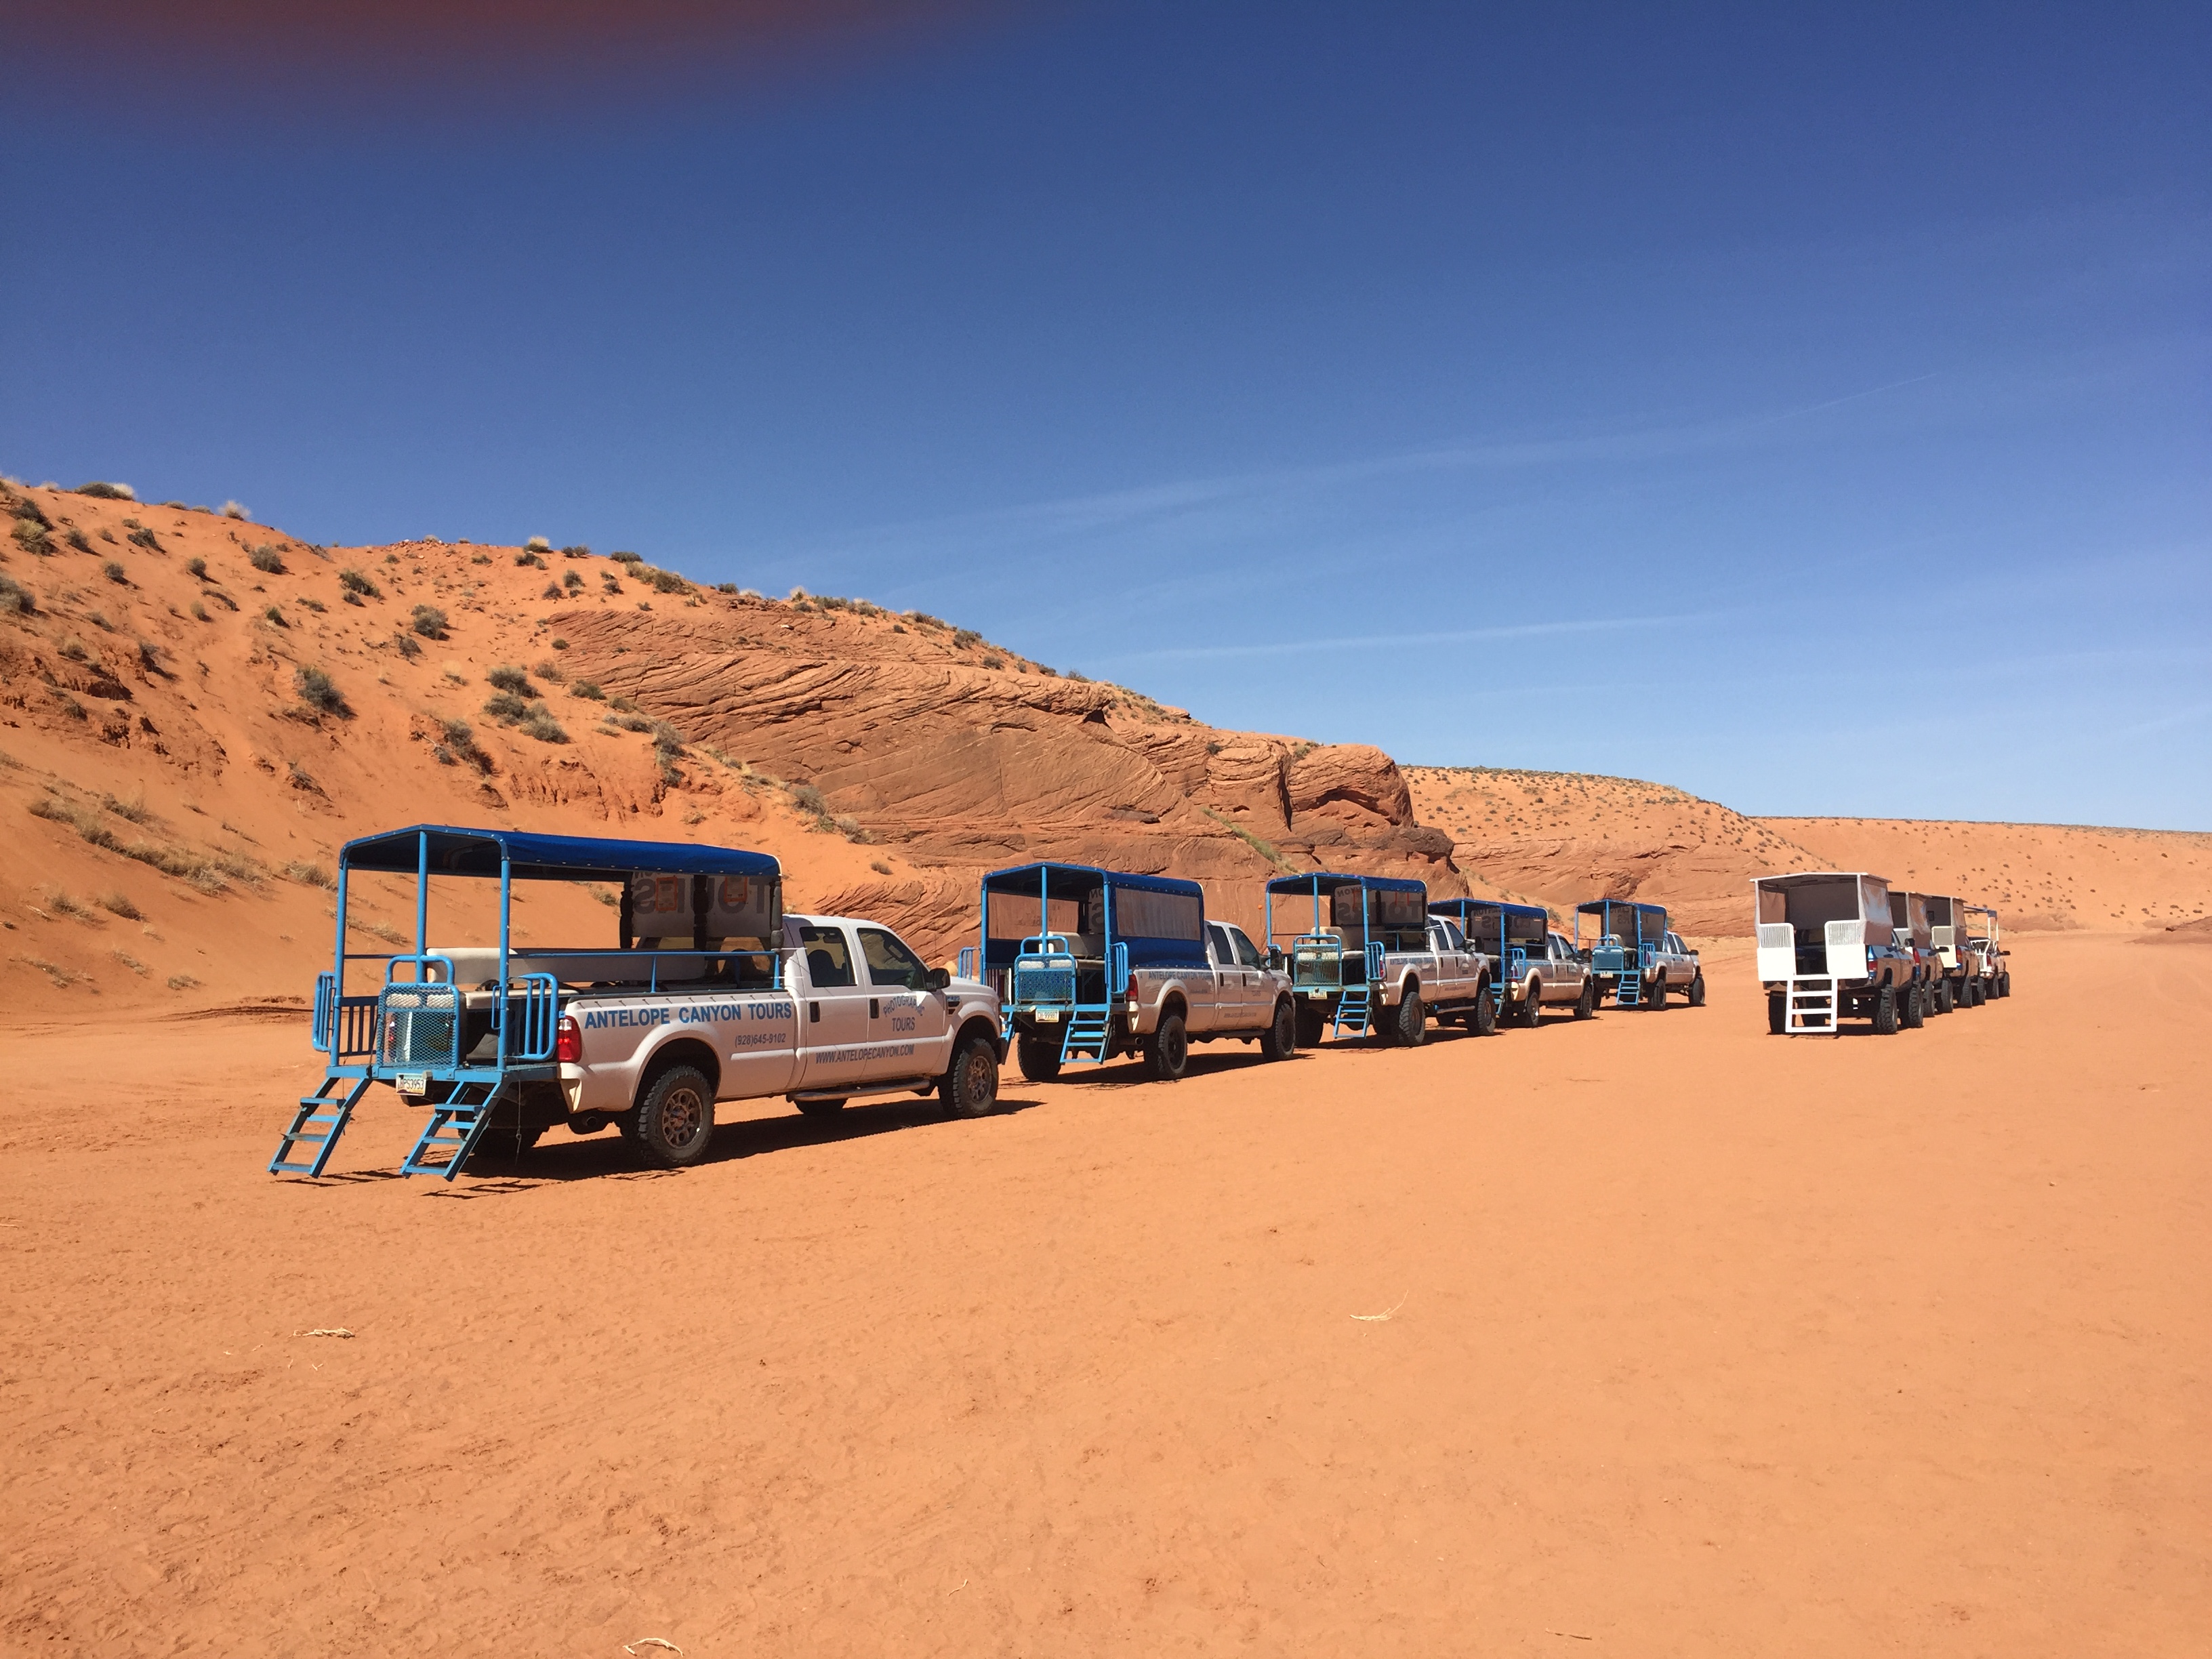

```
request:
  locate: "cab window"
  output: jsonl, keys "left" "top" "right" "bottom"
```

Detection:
{"left": 1226, "top": 926, "right": 1264, "bottom": 968}
{"left": 798, "top": 923, "right": 855, "bottom": 988}
{"left": 859, "top": 927, "right": 930, "bottom": 991}
{"left": 1207, "top": 923, "right": 1235, "bottom": 965}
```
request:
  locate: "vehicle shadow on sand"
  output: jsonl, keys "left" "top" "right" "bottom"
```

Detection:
{"left": 428, "top": 1094, "right": 1045, "bottom": 1193}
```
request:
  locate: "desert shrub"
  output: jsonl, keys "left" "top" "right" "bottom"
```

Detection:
{"left": 409, "top": 603, "right": 447, "bottom": 638}
{"left": 541, "top": 581, "right": 562, "bottom": 599}
{"left": 0, "top": 573, "right": 37, "bottom": 615}
{"left": 483, "top": 690, "right": 531, "bottom": 722}
{"left": 869, "top": 859, "right": 893, "bottom": 876}
{"left": 609, "top": 695, "right": 640, "bottom": 713}
{"left": 190, "top": 600, "right": 211, "bottom": 621}
{"left": 569, "top": 680, "right": 605, "bottom": 700}
{"left": 263, "top": 605, "right": 287, "bottom": 628}
{"left": 98, "top": 527, "right": 116, "bottom": 544}
{"left": 562, "top": 569, "right": 584, "bottom": 590}
{"left": 516, "top": 550, "right": 546, "bottom": 569}
{"left": 438, "top": 719, "right": 491, "bottom": 772}
{"left": 12, "top": 520, "right": 52, "bottom": 554}
{"left": 66, "top": 527, "right": 91, "bottom": 553}
{"left": 952, "top": 628, "right": 979, "bottom": 649}
{"left": 98, "top": 890, "right": 144, "bottom": 919}
{"left": 295, "top": 665, "right": 348, "bottom": 715}
{"left": 611, "top": 550, "right": 644, "bottom": 565}
{"left": 643, "top": 567, "right": 689, "bottom": 594}
{"left": 518, "top": 708, "right": 568, "bottom": 744}
{"left": 890, "top": 623, "right": 906, "bottom": 634}
{"left": 221, "top": 500, "right": 250, "bottom": 520}
{"left": 393, "top": 633, "right": 422, "bottom": 659}
{"left": 550, "top": 637, "right": 568, "bottom": 649}
{"left": 205, "top": 588, "right": 237, "bottom": 611}
{"left": 791, "top": 783, "right": 826, "bottom": 816}
{"left": 136, "top": 638, "right": 163, "bottom": 673}
{"left": 185, "top": 556, "right": 206, "bottom": 578}
{"left": 298, "top": 594, "right": 325, "bottom": 613}
{"left": 1039, "top": 664, "right": 1059, "bottom": 676}
{"left": 58, "top": 637, "right": 89, "bottom": 661}
{"left": 610, "top": 713, "right": 653, "bottom": 733}
{"left": 525, "top": 535, "right": 552, "bottom": 552}
{"left": 127, "top": 526, "right": 159, "bottom": 550}
{"left": 249, "top": 544, "right": 285, "bottom": 573}
{"left": 819, "top": 594, "right": 851, "bottom": 611}
{"left": 112, "top": 949, "right": 149, "bottom": 975}
{"left": 905, "top": 610, "right": 944, "bottom": 629}
{"left": 167, "top": 973, "right": 199, "bottom": 991}
{"left": 980, "top": 655, "right": 1003, "bottom": 670}
{"left": 600, "top": 572, "right": 623, "bottom": 593}
{"left": 101, "top": 560, "right": 128, "bottom": 584}
{"left": 485, "top": 663, "right": 535, "bottom": 695}
{"left": 532, "top": 657, "right": 565, "bottom": 682}
{"left": 337, "top": 568, "right": 380, "bottom": 598}
{"left": 835, "top": 815, "right": 873, "bottom": 844}
{"left": 560, "top": 544, "right": 590, "bottom": 558}
{"left": 77, "top": 481, "right": 135, "bottom": 500}
{"left": 714, "top": 581, "right": 738, "bottom": 594}
{"left": 282, "top": 859, "right": 335, "bottom": 888}
{"left": 470, "top": 552, "right": 492, "bottom": 565}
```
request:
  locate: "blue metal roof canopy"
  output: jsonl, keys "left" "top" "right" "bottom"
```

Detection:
{"left": 340, "top": 823, "right": 779, "bottom": 882}
{"left": 1264, "top": 870, "right": 1425, "bottom": 897}
{"left": 977, "top": 861, "right": 1207, "bottom": 973}
{"left": 1430, "top": 896, "right": 1548, "bottom": 922}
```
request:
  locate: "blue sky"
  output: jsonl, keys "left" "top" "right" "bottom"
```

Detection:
{"left": 5, "top": 3, "right": 2207, "bottom": 826}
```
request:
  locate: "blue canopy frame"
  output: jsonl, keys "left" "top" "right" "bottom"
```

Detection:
{"left": 977, "top": 861, "right": 1208, "bottom": 975}
{"left": 1431, "top": 897, "right": 1547, "bottom": 1007}
{"left": 1263, "top": 871, "right": 1428, "bottom": 950}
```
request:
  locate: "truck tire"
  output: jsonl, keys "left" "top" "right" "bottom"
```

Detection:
{"left": 940, "top": 1029, "right": 1000, "bottom": 1117}
{"left": 1017, "top": 1031, "right": 1064, "bottom": 1083}
{"left": 1471, "top": 983, "right": 1498, "bottom": 1036}
{"left": 1998, "top": 972, "right": 2011, "bottom": 998}
{"left": 1260, "top": 998, "right": 1296, "bottom": 1061}
{"left": 471, "top": 1121, "right": 542, "bottom": 1163}
{"left": 795, "top": 1097, "right": 846, "bottom": 1117}
{"left": 1295, "top": 1003, "right": 1327, "bottom": 1048}
{"left": 1687, "top": 972, "right": 1706, "bottom": 1008}
{"left": 1872, "top": 987, "right": 1898, "bottom": 1036}
{"left": 1574, "top": 977, "right": 1596, "bottom": 1020}
{"left": 1519, "top": 979, "right": 1542, "bottom": 1027}
{"left": 1393, "top": 989, "right": 1427, "bottom": 1047}
{"left": 1143, "top": 1011, "right": 1189, "bottom": 1081}
{"left": 1903, "top": 982, "right": 1925, "bottom": 1029}
{"left": 1933, "top": 979, "right": 1953, "bottom": 1015}
{"left": 1967, "top": 977, "right": 1984, "bottom": 1008}
{"left": 1645, "top": 973, "right": 1666, "bottom": 1010}
{"left": 1768, "top": 991, "right": 1787, "bottom": 1034}
{"left": 632, "top": 1064, "right": 716, "bottom": 1168}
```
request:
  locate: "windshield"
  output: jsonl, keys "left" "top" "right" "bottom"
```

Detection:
{"left": 860, "top": 927, "right": 930, "bottom": 990}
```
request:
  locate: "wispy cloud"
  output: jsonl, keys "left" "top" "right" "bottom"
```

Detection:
{"left": 1093, "top": 611, "right": 1723, "bottom": 665}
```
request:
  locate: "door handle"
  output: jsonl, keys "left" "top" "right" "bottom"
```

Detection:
{"left": 808, "top": 1002, "right": 820, "bottom": 1023}
{"left": 869, "top": 998, "right": 880, "bottom": 1019}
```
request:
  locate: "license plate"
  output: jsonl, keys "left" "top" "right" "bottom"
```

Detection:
{"left": 1035, "top": 1010, "right": 1060, "bottom": 1022}
{"left": 395, "top": 1071, "right": 428, "bottom": 1094}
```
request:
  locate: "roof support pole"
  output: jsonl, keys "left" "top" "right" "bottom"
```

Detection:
{"left": 415, "top": 830, "right": 429, "bottom": 961}
{"left": 497, "top": 853, "right": 512, "bottom": 1063}
{"left": 329, "top": 861, "right": 349, "bottom": 1063}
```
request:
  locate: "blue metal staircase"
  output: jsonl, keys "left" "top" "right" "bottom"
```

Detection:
{"left": 398, "top": 1081, "right": 502, "bottom": 1180}
{"left": 268, "top": 1075, "right": 371, "bottom": 1176}
{"left": 1615, "top": 970, "right": 1643, "bottom": 1007}
{"left": 1061, "top": 1008, "right": 1114, "bottom": 1064}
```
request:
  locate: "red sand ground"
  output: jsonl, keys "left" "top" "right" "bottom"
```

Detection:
{"left": 3, "top": 930, "right": 2206, "bottom": 1655}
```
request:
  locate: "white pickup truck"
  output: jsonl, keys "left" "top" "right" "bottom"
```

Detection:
{"left": 531, "top": 914, "right": 1004, "bottom": 1162}
{"left": 1641, "top": 930, "right": 1706, "bottom": 1008}
{"left": 1266, "top": 874, "right": 1492, "bottom": 1046}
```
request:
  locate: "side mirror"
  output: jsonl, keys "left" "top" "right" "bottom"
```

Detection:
{"left": 926, "top": 966, "right": 951, "bottom": 991}
{"left": 1267, "top": 946, "right": 1284, "bottom": 971}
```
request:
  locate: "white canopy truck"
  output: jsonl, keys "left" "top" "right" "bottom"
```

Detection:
{"left": 270, "top": 825, "right": 1005, "bottom": 1181}
{"left": 1962, "top": 904, "right": 2011, "bottom": 1004}
{"left": 1753, "top": 870, "right": 1921, "bottom": 1036}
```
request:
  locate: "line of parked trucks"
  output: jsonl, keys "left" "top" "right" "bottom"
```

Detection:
{"left": 268, "top": 825, "right": 2007, "bottom": 1181}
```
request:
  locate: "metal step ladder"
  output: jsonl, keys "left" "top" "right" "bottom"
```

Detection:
{"left": 1061, "top": 1007, "right": 1113, "bottom": 1065}
{"left": 1615, "top": 970, "right": 1643, "bottom": 1007}
{"left": 268, "top": 1074, "right": 371, "bottom": 1177}
{"left": 1332, "top": 985, "right": 1372, "bottom": 1038}
{"left": 399, "top": 1082, "right": 501, "bottom": 1180}
{"left": 1786, "top": 977, "right": 1839, "bottom": 1034}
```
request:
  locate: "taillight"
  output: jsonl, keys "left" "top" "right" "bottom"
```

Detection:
{"left": 554, "top": 1015, "right": 582, "bottom": 1064}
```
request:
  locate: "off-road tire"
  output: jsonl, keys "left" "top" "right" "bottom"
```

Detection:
{"left": 1260, "top": 998, "right": 1296, "bottom": 1062}
{"left": 1471, "top": 983, "right": 1498, "bottom": 1036}
{"left": 1519, "top": 981, "right": 1543, "bottom": 1027}
{"left": 1934, "top": 978, "right": 1954, "bottom": 1015}
{"left": 1143, "top": 1011, "right": 1189, "bottom": 1081}
{"left": 1574, "top": 977, "right": 1597, "bottom": 1020}
{"left": 1687, "top": 972, "right": 1706, "bottom": 1008}
{"left": 470, "top": 1121, "right": 542, "bottom": 1164}
{"left": 940, "top": 1030, "right": 1000, "bottom": 1118}
{"left": 1645, "top": 973, "right": 1666, "bottom": 1010}
{"left": 1872, "top": 987, "right": 1898, "bottom": 1036}
{"left": 1768, "top": 991, "right": 1788, "bottom": 1034}
{"left": 632, "top": 1064, "right": 716, "bottom": 1168}
{"left": 1971, "top": 977, "right": 1988, "bottom": 1008}
{"left": 1392, "top": 989, "right": 1427, "bottom": 1047}
{"left": 1294, "top": 1003, "right": 1327, "bottom": 1048}
{"left": 794, "top": 1097, "right": 846, "bottom": 1117}
{"left": 1017, "top": 1031, "right": 1064, "bottom": 1083}
{"left": 1903, "top": 982, "right": 1925, "bottom": 1029}
{"left": 1997, "top": 972, "right": 2011, "bottom": 999}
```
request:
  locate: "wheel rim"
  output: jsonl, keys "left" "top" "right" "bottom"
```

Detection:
{"left": 1164, "top": 1025, "right": 1186, "bottom": 1068}
{"left": 964, "top": 1047, "right": 996, "bottom": 1105}
{"left": 659, "top": 1084, "right": 703, "bottom": 1148}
